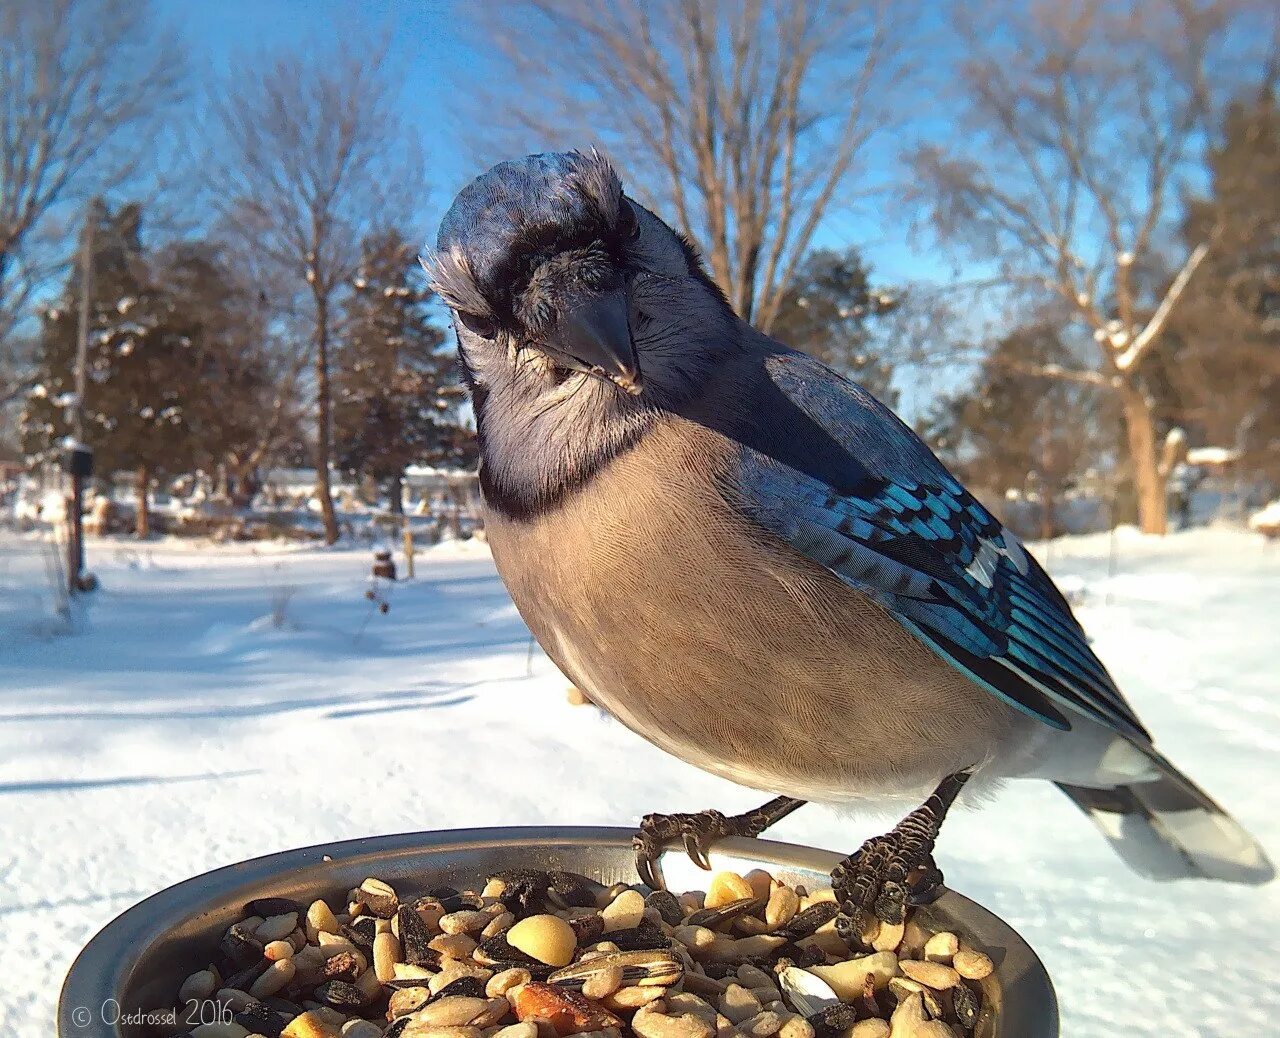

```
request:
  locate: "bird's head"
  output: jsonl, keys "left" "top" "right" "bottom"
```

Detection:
{"left": 431, "top": 150, "right": 735, "bottom": 410}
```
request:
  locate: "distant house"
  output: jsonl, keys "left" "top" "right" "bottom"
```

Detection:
{"left": 258, "top": 464, "right": 480, "bottom": 517}
{"left": 0, "top": 442, "right": 22, "bottom": 483}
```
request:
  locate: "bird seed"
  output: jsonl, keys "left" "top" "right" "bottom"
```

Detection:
{"left": 153, "top": 867, "right": 993, "bottom": 1037}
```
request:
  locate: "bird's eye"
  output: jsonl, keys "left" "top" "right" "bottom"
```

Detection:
{"left": 618, "top": 202, "right": 640, "bottom": 242}
{"left": 457, "top": 311, "right": 499, "bottom": 339}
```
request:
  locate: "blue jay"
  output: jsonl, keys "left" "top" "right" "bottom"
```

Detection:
{"left": 431, "top": 151, "right": 1272, "bottom": 926}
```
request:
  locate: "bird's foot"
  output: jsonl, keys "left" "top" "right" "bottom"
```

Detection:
{"left": 633, "top": 795, "right": 806, "bottom": 889}
{"left": 830, "top": 772, "right": 970, "bottom": 943}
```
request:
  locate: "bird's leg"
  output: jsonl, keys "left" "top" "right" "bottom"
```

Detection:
{"left": 831, "top": 771, "right": 971, "bottom": 943}
{"left": 634, "top": 795, "right": 807, "bottom": 889}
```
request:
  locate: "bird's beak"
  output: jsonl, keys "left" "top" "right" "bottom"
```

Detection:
{"left": 551, "top": 288, "right": 643, "bottom": 395}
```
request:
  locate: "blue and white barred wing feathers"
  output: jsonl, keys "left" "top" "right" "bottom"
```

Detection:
{"left": 730, "top": 349, "right": 1150, "bottom": 744}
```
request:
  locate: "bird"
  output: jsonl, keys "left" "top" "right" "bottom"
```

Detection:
{"left": 430, "top": 150, "right": 1272, "bottom": 928}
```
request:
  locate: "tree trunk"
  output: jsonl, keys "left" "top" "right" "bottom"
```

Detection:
{"left": 389, "top": 474, "right": 404, "bottom": 516}
{"left": 1039, "top": 490, "right": 1055, "bottom": 542}
{"left": 1118, "top": 380, "right": 1168, "bottom": 535}
{"left": 448, "top": 485, "right": 463, "bottom": 539}
{"left": 313, "top": 293, "right": 340, "bottom": 544}
{"left": 135, "top": 465, "right": 150, "bottom": 539}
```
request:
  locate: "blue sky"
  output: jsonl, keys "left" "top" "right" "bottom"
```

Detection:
{"left": 158, "top": 0, "right": 990, "bottom": 418}
{"left": 162, "top": 0, "right": 940, "bottom": 287}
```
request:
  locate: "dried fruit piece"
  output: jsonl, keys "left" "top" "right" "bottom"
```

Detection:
{"left": 511, "top": 980, "right": 624, "bottom": 1035}
{"left": 322, "top": 950, "right": 361, "bottom": 982}
{"left": 280, "top": 1011, "right": 343, "bottom": 1038}
{"left": 569, "top": 913, "right": 606, "bottom": 944}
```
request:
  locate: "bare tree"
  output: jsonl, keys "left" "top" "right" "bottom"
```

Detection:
{"left": 907, "top": 0, "right": 1275, "bottom": 534}
{"left": 470, "top": 0, "right": 912, "bottom": 331}
{"left": 210, "top": 45, "right": 421, "bottom": 544}
{"left": 0, "top": 0, "right": 181, "bottom": 402}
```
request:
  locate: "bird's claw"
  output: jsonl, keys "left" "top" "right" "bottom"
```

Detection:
{"left": 682, "top": 831, "right": 709, "bottom": 871}
{"left": 633, "top": 797, "right": 808, "bottom": 890}
{"left": 633, "top": 808, "right": 736, "bottom": 889}
{"left": 633, "top": 827, "right": 664, "bottom": 890}
{"left": 831, "top": 831, "right": 950, "bottom": 947}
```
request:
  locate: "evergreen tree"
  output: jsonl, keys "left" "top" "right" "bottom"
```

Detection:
{"left": 151, "top": 240, "right": 302, "bottom": 504}
{"left": 1158, "top": 83, "right": 1280, "bottom": 483}
{"left": 771, "top": 248, "right": 899, "bottom": 406}
{"left": 22, "top": 201, "right": 203, "bottom": 536}
{"left": 334, "top": 228, "right": 474, "bottom": 511}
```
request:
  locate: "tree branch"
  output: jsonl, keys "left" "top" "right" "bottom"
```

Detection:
{"left": 1114, "top": 237, "right": 1213, "bottom": 372}
{"left": 994, "top": 356, "right": 1113, "bottom": 387}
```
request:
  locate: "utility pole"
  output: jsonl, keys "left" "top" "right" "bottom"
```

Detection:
{"left": 65, "top": 204, "right": 95, "bottom": 595}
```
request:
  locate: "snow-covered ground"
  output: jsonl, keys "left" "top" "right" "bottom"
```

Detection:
{"left": 1, "top": 526, "right": 1277, "bottom": 1037}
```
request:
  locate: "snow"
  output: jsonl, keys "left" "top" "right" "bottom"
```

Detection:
{"left": 1249, "top": 499, "right": 1280, "bottom": 531}
{"left": 1186, "top": 447, "right": 1239, "bottom": 467}
{"left": 1, "top": 527, "right": 1278, "bottom": 1037}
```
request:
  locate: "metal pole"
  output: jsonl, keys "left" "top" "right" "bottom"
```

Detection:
{"left": 1106, "top": 494, "right": 1118, "bottom": 606}
{"left": 66, "top": 207, "right": 94, "bottom": 595}
{"left": 402, "top": 514, "right": 415, "bottom": 579}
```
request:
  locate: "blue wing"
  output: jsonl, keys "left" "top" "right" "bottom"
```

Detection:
{"left": 729, "top": 349, "right": 1149, "bottom": 742}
